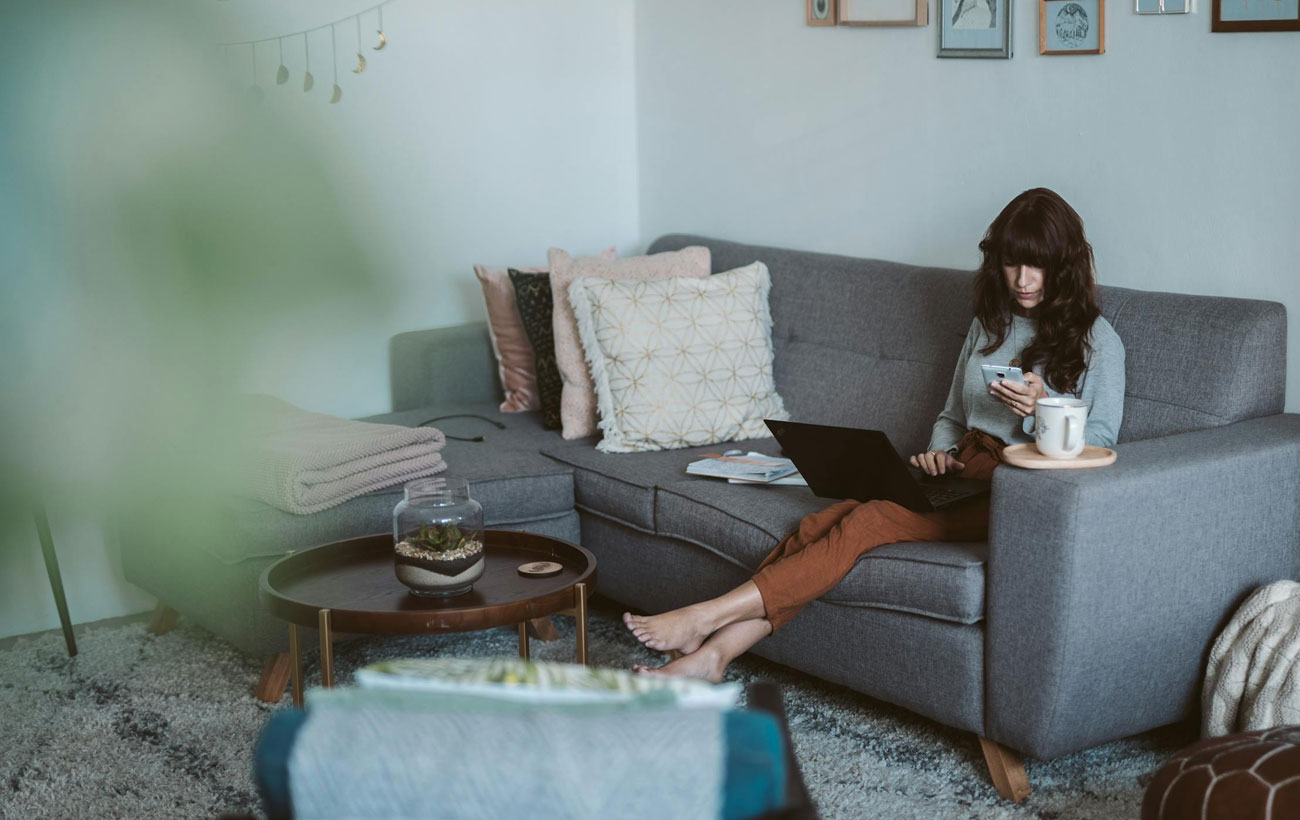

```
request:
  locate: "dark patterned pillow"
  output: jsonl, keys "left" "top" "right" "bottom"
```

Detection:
{"left": 508, "top": 269, "right": 562, "bottom": 430}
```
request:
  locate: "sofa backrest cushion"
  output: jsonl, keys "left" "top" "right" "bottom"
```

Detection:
{"left": 647, "top": 235, "right": 1287, "bottom": 451}
{"left": 1095, "top": 285, "right": 1286, "bottom": 442}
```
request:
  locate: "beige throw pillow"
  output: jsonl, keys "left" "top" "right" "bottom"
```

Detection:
{"left": 548, "top": 246, "right": 711, "bottom": 439}
{"left": 474, "top": 247, "right": 615, "bottom": 413}
{"left": 568, "top": 262, "right": 788, "bottom": 453}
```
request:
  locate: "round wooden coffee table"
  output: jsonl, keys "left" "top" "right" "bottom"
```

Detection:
{"left": 260, "top": 529, "right": 596, "bottom": 705}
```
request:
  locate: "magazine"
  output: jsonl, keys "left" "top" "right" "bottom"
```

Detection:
{"left": 721, "top": 452, "right": 807, "bottom": 485}
{"left": 685, "top": 451, "right": 800, "bottom": 483}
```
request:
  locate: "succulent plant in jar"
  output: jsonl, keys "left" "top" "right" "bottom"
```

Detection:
{"left": 392, "top": 478, "right": 484, "bottom": 597}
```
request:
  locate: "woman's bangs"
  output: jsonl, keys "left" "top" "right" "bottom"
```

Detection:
{"left": 995, "top": 215, "right": 1055, "bottom": 269}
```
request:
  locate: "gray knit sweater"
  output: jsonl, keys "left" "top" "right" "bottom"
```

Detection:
{"left": 927, "top": 315, "right": 1125, "bottom": 453}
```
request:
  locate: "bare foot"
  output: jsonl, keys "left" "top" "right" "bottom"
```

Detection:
{"left": 622, "top": 608, "right": 712, "bottom": 655}
{"left": 632, "top": 646, "right": 726, "bottom": 683}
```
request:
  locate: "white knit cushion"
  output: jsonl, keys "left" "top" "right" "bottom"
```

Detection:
{"left": 568, "top": 262, "right": 788, "bottom": 454}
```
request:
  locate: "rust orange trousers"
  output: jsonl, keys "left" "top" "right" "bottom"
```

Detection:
{"left": 752, "top": 429, "right": 1006, "bottom": 631}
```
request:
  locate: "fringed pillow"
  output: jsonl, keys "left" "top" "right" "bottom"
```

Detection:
{"left": 568, "top": 262, "right": 788, "bottom": 453}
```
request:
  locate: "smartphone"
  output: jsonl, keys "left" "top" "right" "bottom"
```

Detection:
{"left": 981, "top": 364, "right": 1025, "bottom": 388}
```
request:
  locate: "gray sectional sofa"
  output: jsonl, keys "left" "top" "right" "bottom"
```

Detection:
{"left": 122, "top": 234, "right": 1300, "bottom": 792}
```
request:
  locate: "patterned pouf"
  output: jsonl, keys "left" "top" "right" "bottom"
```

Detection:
{"left": 1142, "top": 726, "right": 1300, "bottom": 819}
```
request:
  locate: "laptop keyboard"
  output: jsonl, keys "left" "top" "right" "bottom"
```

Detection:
{"left": 921, "top": 485, "right": 968, "bottom": 506}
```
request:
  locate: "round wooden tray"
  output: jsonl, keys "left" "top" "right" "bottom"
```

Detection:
{"left": 260, "top": 529, "right": 596, "bottom": 634}
{"left": 1002, "top": 443, "right": 1116, "bottom": 470}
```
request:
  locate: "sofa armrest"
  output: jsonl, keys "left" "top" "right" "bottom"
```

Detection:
{"left": 985, "top": 413, "right": 1300, "bottom": 759}
{"left": 388, "top": 322, "right": 499, "bottom": 412}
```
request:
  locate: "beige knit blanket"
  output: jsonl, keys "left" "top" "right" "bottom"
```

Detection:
{"left": 239, "top": 395, "right": 446, "bottom": 515}
{"left": 1202, "top": 580, "right": 1300, "bottom": 736}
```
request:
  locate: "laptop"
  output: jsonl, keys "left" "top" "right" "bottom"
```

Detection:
{"left": 764, "top": 419, "right": 989, "bottom": 513}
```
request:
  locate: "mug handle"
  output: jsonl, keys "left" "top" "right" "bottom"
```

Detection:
{"left": 1064, "top": 416, "right": 1081, "bottom": 452}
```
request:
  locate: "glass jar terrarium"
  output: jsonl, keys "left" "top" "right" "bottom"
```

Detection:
{"left": 392, "top": 477, "right": 485, "bottom": 597}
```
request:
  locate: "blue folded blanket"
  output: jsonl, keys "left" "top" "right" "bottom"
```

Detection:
{"left": 256, "top": 707, "right": 787, "bottom": 820}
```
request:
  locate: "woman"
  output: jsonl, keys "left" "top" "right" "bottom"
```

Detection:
{"left": 624, "top": 187, "right": 1125, "bottom": 682}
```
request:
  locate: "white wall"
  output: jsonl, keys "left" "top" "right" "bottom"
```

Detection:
{"left": 233, "top": 0, "right": 641, "bottom": 420}
{"left": 0, "top": 0, "right": 638, "bottom": 641}
{"left": 635, "top": 0, "right": 1300, "bottom": 412}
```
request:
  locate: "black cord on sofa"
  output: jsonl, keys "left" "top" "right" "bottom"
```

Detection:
{"left": 417, "top": 413, "right": 506, "bottom": 442}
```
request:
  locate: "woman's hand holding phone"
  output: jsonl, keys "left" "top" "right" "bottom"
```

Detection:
{"left": 909, "top": 450, "right": 966, "bottom": 476}
{"left": 990, "top": 371, "right": 1049, "bottom": 418}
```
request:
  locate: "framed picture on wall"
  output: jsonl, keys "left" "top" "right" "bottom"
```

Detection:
{"left": 839, "top": 0, "right": 928, "bottom": 25}
{"left": 1040, "top": 0, "right": 1105, "bottom": 54}
{"left": 807, "top": 0, "right": 838, "bottom": 26}
{"left": 1212, "top": 0, "right": 1300, "bottom": 31}
{"left": 938, "top": 0, "right": 1012, "bottom": 57}
{"left": 1136, "top": 0, "right": 1189, "bottom": 14}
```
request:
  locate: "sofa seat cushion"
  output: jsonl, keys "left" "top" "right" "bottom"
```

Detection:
{"left": 654, "top": 479, "right": 987, "bottom": 625}
{"left": 364, "top": 401, "right": 575, "bottom": 518}
{"left": 540, "top": 437, "right": 786, "bottom": 531}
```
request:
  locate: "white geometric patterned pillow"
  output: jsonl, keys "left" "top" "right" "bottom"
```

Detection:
{"left": 568, "top": 262, "right": 789, "bottom": 454}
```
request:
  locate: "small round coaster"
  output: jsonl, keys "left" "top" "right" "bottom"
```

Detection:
{"left": 517, "top": 561, "right": 563, "bottom": 578}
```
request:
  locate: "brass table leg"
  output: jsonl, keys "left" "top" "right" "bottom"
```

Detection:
{"left": 575, "top": 582, "right": 588, "bottom": 666}
{"left": 33, "top": 504, "right": 77, "bottom": 657}
{"left": 289, "top": 623, "right": 304, "bottom": 706}
{"left": 517, "top": 623, "right": 530, "bottom": 661}
{"left": 318, "top": 609, "right": 334, "bottom": 688}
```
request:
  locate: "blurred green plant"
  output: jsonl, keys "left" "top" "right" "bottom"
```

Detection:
{"left": 0, "top": 2, "right": 387, "bottom": 559}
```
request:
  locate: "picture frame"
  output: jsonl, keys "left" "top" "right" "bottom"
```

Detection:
{"left": 1040, "top": 0, "right": 1105, "bottom": 54}
{"left": 807, "top": 0, "right": 838, "bottom": 26}
{"left": 839, "top": 0, "right": 928, "bottom": 26}
{"left": 1212, "top": 0, "right": 1300, "bottom": 32}
{"left": 938, "top": 0, "right": 1012, "bottom": 57}
{"left": 1135, "top": 0, "right": 1189, "bottom": 15}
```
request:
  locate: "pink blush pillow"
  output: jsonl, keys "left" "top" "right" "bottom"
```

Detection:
{"left": 475, "top": 247, "right": 615, "bottom": 413}
{"left": 548, "top": 246, "right": 711, "bottom": 439}
{"left": 475, "top": 263, "right": 544, "bottom": 412}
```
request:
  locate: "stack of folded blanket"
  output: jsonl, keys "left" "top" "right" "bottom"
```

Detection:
{"left": 239, "top": 395, "right": 446, "bottom": 515}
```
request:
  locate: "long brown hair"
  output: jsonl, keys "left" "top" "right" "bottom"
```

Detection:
{"left": 973, "top": 188, "right": 1100, "bottom": 395}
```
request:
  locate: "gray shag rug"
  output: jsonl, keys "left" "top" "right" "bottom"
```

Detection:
{"left": 0, "top": 604, "right": 1191, "bottom": 819}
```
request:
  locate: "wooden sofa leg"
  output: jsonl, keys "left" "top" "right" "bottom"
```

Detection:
{"left": 978, "top": 736, "right": 1031, "bottom": 803}
{"left": 146, "top": 603, "right": 179, "bottom": 636}
{"left": 255, "top": 652, "right": 293, "bottom": 703}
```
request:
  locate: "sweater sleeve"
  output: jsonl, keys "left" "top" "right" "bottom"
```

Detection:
{"left": 1078, "top": 319, "right": 1126, "bottom": 448}
{"left": 928, "top": 320, "right": 980, "bottom": 454}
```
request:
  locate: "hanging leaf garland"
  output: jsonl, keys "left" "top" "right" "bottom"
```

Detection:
{"left": 353, "top": 16, "right": 367, "bottom": 74}
{"left": 217, "top": 0, "right": 393, "bottom": 105}
{"left": 276, "top": 38, "right": 289, "bottom": 85}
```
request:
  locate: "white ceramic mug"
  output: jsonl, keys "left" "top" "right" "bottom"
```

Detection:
{"left": 1032, "top": 397, "right": 1088, "bottom": 458}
